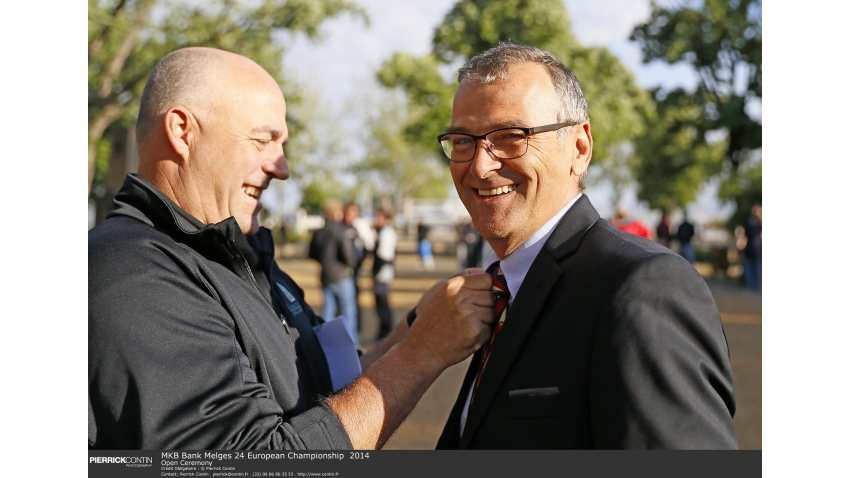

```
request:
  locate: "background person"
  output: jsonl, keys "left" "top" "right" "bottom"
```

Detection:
{"left": 372, "top": 208, "right": 398, "bottom": 340}
{"left": 343, "top": 202, "right": 373, "bottom": 331}
{"left": 656, "top": 208, "right": 672, "bottom": 248}
{"left": 742, "top": 204, "right": 762, "bottom": 291}
{"left": 610, "top": 206, "right": 652, "bottom": 239}
{"left": 460, "top": 216, "right": 485, "bottom": 269}
{"left": 309, "top": 199, "right": 359, "bottom": 342}
{"left": 416, "top": 216, "right": 435, "bottom": 271}
{"left": 675, "top": 213, "right": 697, "bottom": 265}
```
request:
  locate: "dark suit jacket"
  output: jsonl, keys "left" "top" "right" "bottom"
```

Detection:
{"left": 436, "top": 196, "right": 738, "bottom": 449}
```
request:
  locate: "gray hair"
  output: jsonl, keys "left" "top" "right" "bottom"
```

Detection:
{"left": 458, "top": 43, "right": 588, "bottom": 124}
{"left": 136, "top": 48, "right": 225, "bottom": 147}
{"left": 458, "top": 43, "right": 589, "bottom": 189}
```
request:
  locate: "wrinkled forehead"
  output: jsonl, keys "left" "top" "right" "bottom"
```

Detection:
{"left": 459, "top": 61, "right": 556, "bottom": 93}
{"left": 211, "top": 71, "right": 288, "bottom": 130}
{"left": 451, "top": 64, "right": 560, "bottom": 129}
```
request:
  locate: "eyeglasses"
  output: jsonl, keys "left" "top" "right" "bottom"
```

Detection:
{"left": 437, "top": 122, "right": 577, "bottom": 163}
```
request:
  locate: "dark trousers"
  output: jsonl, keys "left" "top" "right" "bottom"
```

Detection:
{"left": 743, "top": 256, "right": 762, "bottom": 291}
{"left": 374, "top": 281, "right": 393, "bottom": 339}
{"left": 353, "top": 270, "right": 362, "bottom": 332}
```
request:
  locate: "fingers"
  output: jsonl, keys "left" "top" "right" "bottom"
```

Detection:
{"left": 427, "top": 273, "right": 495, "bottom": 312}
{"left": 451, "top": 267, "right": 485, "bottom": 277}
{"left": 404, "top": 271, "right": 499, "bottom": 367}
{"left": 447, "top": 271, "right": 493, "bottom": 291}
{"left": 471, "top": 289, "right": 497, "bottom": 311}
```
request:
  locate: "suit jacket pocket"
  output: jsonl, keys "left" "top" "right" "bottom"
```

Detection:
{"left": 507, "top": 387, "right": 564, "bottom": 419}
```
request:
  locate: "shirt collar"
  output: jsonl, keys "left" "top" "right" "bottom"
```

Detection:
{"left": 484, "top": 193, "right": 582, "bottom": 304}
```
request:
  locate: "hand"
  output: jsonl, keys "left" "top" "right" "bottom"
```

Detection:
{"left": 413, "top": 268, "right": 484, "bottom": 315}
{"left": 325, "top": 270, "right": 495, "bottom": 449}
{"left": 404, "top": 270, "right": 496, "bottom": 369}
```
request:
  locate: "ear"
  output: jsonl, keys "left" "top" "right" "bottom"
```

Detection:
{"left": 569, "top": 122, "right": 593, "bottom": 177}
{"left": 163, "top": 106, "right": 195, "bottom": 162}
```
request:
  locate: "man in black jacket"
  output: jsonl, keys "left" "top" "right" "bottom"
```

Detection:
{"left": 88, "top": 47, "right": 495, "bottom": 450}
{"left": 308, "top": 199, "right": 359, "bottom": 343}
{"left": 435, "top": 43, "right": 737, "bottom": 449}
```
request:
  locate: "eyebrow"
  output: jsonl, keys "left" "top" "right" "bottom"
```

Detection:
{"left": 443, "top": 119, "right": 529, "bottom": 134}
{"left": 251, "top": 126, "right": 284, "bottom": 138}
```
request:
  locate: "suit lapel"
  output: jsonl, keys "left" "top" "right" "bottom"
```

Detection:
{"left": 436, "top": 349, "right": 483, "bottom": 449}
{"left": 458, "top": 195, "right": 601, "bottom": 447}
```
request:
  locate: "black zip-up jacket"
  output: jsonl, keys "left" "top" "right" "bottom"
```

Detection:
{"left": 89, "top": 174, "right": 352, "bottom": 450}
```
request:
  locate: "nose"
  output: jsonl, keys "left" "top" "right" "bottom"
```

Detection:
{"left": 263, "top": 146, "right": 289, "bottom": 181}
{"left": 468, "top": 138, "right": 503, "bottom": 180}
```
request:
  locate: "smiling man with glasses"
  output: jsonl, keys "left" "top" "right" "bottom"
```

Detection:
{"left": 435, "top": 43, "right": 738, "bottom": 450}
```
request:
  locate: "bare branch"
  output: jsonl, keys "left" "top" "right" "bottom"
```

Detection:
{"left": 88, "top": 102, "right": 126, "bottom": 197}
{"left": 698, "top": 65, "right": 720, "bottom": 102}
{"left": 89, "top": 0, "right": 129, "bottom": 59}
{"left": 97, "top": 0, "right": 156, "bottom": 98}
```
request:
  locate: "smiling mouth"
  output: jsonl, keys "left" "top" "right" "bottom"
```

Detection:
{"left": 242, "top": 186, "right": 263, "bottom": 200}
{"left": 477, "top": 184, "right": 516, "bottom": 197}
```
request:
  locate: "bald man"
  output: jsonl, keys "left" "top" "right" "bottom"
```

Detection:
{"left": 88, "top": 47, "right": 495, "bottom": 450}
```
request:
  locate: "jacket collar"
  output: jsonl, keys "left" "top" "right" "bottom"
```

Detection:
{"left": 542, "top": 194, "right": 600, "bottom": 262}
{"left": 458, "top": 194, "right": 601, "bottom": 447}
{"left": 108, "top": 174, "right": 263, "bottom": 286}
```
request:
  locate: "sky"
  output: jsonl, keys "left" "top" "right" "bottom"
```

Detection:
{"left": 278, "top": 0, "right": 731, "bottom": 224}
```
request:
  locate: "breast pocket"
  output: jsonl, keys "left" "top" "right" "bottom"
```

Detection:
{"left": 506, "top": 387, "right": 564, "bottom": 419}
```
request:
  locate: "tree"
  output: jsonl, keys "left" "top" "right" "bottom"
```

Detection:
{"left": 431, "top": 0, "right": 579, "bottom": 62}
{"left": 631, "top": 0, "right": 762, "bottom": 218}
{"left": 633, "top": 90, "right": 726, "bottom": 211}
{"left": 718, "top": 159, "right": 761, "bottom": 230}
{"left": 377, "top": 0, "right": 651, "bottom": 182}
{"left": 278, "top": 77, "right": 353, "bottom": 215}
{"left": 376, "top": 53, "right": 456, "bottom": 159}
{"left": 88, "top": 0, "right": 366, "bottom": 197}
{"left": 352, "top": 91, "right": 453, "bottom": 205}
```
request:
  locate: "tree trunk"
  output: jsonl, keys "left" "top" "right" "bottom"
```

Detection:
{"left": 88, "top": 0, "right": 156, "bottom": 197}
{"left": 88, "top": 102, "right": 125, "bottom": 197}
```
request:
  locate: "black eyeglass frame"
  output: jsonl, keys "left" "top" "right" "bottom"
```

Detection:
{"left": 436, "top": 122, "right": 579, "bottom": 163}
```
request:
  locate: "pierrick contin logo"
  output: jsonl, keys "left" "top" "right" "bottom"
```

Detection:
{"left": 90, "top": 456, "right": 153, "bottom": 467}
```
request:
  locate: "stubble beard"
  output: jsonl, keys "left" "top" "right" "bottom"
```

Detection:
{"left": 472, "top": 205, "right": 516, "bottom": 243}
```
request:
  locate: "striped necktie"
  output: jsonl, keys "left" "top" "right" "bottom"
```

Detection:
{"left": 470, "top": 261, "right": 510, "bottom": 403}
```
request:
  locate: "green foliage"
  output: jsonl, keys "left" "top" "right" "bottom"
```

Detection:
{"left": 88, "top": 0, "right": 366, "bottom": 197}
{"left": 352, "top": 92, "right": 452, "bottom": 201}
{"left": 92, "top": 137, "right": 113, "bottom": 195}
{"left": 568, "top": 47, "right": 651, "bottom": 168}
{"left": 634, "top": 90, "right": 726, "bottom": 210}
{"left": 377, "top": 0, "right": 650, "bottom": 182}
{"left": 300, "top": 181, "right": 340, "bottom": 215}
{"left": 277, "top": 78, "right": 355, "bottom": 213}
{"left": 376, "top": 53, "right": 455, "bottom": 158}
{"left": 630, "top": 0, "right": 761, "bottom": 217}
{"left": 632, "top": 1, "right": 761, "bottom": 162}
{"left": 431, "top": 0, "right": 579, "bottom": 62}
{"left": 719, "top": 160, "right": 761, "bottom": 230}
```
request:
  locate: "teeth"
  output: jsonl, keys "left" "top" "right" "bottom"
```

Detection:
{"left": 242, "top": 186, "right": 262, "bottom": 199}
{"left": 478, "top": 185, "right": 516, "bottom": 197}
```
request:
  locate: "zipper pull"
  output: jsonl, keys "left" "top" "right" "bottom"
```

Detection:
{"left": 279, "top": 314, "right": 296, "bottom": 350}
